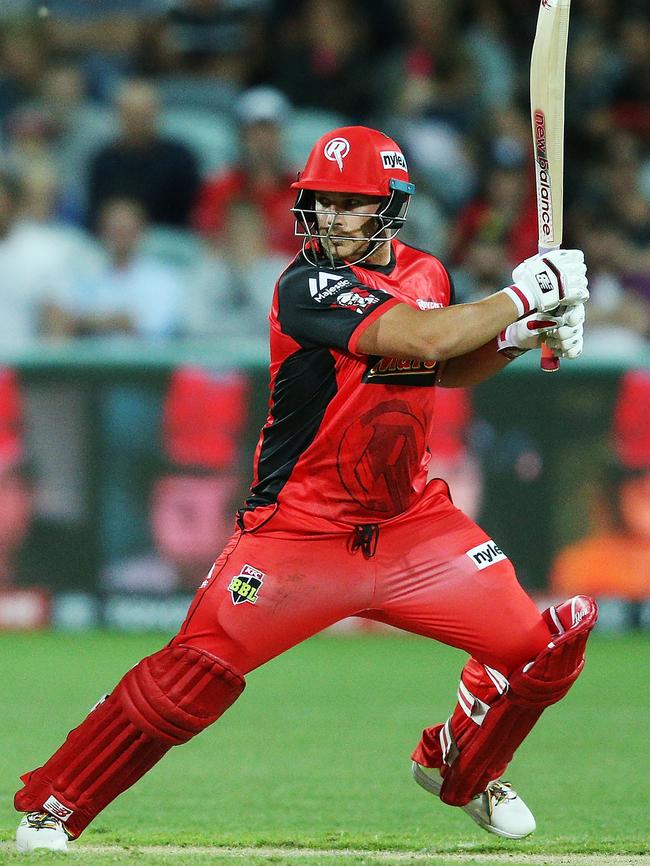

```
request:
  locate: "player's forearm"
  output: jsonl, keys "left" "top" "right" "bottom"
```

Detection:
{"left": 436, "top": 338, "right": 512, "bottom": 387}
{"left": 360, "top": 292, "right": 519, "bottom": 361}
{"left": 409, "top": 292, "right": 520, "bottom": 361}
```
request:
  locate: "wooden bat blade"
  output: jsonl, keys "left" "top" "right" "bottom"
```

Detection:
{"left": 530, "top": 0, "right": 571, "bottom": 372}
{"left": 530, "top": 0, "right": 570, "bottom": 252}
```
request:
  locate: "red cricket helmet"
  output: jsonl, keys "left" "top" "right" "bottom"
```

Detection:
{"left": 291, "top": 126, "right": 415, "bottom": 266}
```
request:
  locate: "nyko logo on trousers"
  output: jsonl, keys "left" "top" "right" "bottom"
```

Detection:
{"left": 466, "top": 540, "right": 507, "bottom": 570}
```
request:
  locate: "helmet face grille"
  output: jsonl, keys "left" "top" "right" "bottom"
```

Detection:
{"left": 291, "top": 186, "right": 412, "bottom": 268}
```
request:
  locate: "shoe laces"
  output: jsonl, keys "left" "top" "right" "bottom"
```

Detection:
{"left": 26, "top": 811, "right": 63, "bottom": 830}
{"left": 25, "top": 810, "right": 73, "bottom": 839}
{"left": 486, "top": 780, "right": 516, "bottom": 807}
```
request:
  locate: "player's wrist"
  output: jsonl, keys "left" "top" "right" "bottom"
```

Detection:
{"left": 500, "top": 285, "right": 536, "bottom": 318}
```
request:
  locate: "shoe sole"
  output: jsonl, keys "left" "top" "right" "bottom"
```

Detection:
{"left": 411, "top": 762, "right": 533, "bottom": 840}
{"left": 16, "top": 840, "right": 68, "bottom": 853}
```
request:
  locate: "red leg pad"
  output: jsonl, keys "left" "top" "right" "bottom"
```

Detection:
{"left": 412, "top": 659, "right": 500, "bottom": 771}
{"left": 14, "top": 645, "right": 244, "bottom": 837}
{"left": 439, "top": 596, "right": 597, "bottom": 806}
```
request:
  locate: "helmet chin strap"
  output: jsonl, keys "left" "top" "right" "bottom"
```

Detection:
{"left": 322, "top": 219, "right": 338, "bottom": 268}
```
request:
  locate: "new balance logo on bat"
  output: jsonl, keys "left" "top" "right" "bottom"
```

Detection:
{"left": 466, "top": 540, "right": 507, "bottom": 570}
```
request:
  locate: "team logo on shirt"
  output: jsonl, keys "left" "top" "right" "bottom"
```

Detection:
{"left": 333, "top": 289, "right": 379, "bottom": 314}
{"left": 337, "top": 399, "right": 426, "bottom": 513}
{"left": 228, "top": 564, "right": 265, "bottom": 605}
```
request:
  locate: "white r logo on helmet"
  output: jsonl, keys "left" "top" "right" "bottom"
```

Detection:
{"left": 324, "top": 137, "right": 350, "bottom": 172}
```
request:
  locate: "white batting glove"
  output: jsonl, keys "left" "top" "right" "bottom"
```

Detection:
{"left": 503, "top": 249, "right": 589, "bottom": 315}
{"left": 543, "top": 303, "right": 585, "bottom": 359}
{"left": 498, "top": 303, "right": 585, "bottom": 359}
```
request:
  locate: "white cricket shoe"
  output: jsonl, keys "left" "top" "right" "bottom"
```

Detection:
{"left": 16, "top": 811, "right": 70, "bottom": 852}
{"left": 412, "top": 761, "right": 536, "bottom": 839}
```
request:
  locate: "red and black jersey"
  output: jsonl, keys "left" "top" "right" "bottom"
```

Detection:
{"left": 240, "top": 239, "right": 454, "bottom": 531}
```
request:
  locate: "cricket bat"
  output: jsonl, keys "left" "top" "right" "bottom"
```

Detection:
{"left": 530, "top": 0, "right": 571, "bottom": 372}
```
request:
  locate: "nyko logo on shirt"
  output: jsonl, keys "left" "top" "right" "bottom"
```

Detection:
{"left": 466, "top": 540, "right": 507, "bottom": 570}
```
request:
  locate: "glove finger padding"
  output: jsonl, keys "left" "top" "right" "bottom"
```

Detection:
{"left": 546, "top": 325, "right": 580, "bottom": 342}
{"left": 559, "top": 303, "right": 586, "bottom": 327}
{"left": 542, "top": 303, "right": 585, "bottom": 358}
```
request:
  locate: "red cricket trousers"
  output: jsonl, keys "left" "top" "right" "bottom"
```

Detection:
{"left": 172, "top": 479, "right": 550, "bottom": 698}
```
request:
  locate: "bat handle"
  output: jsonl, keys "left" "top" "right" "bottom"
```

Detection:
{"left": 541, "top": 342, "right": 560, "bottom": 372}
{"left": 538, "top": 243, "right": 561, "bottom": 373}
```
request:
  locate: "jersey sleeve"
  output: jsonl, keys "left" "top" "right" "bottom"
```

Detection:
{"left": 277, "top": 262, "right": 400, "bottom": 353}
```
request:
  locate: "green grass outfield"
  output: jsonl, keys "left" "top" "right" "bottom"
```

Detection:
{"left": 0, "top": 630, "right": 648, "bottom": 865}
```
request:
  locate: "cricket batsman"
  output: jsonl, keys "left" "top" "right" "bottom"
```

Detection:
{"left": 15, "top": 127, "right": 597, "bottom": 852}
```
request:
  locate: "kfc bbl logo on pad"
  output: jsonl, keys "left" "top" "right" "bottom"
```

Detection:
{"left": 228, "top": 564, "right": 264, "bottom": 605}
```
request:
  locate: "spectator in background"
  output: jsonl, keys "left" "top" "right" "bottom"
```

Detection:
{"left": 39, "top": 60, "right": 104, "bottom": 222}
{"left": 142, "top": 0, "right": 265, "bottom": 86}
{"left": 87, "top": 79, "right": 200, "bottom": 228}
{"left": 571, "top": 218, "right": 650, "bottom": 352}
{"left": 3, "top": 104, "right": 57, "bottom": 184}
{"left": 450, "top": 163, "right": 538, "bottom": 273}
{"left": 272, "top": 0, "right": 375, "bottom": 120}
{"left": 189, "top": 86, "right": 297, "bottom": 339}
{"left": 193, "top": 86, "right": 297, "bottom": 257}
{"left": 388, "top": 0, "right": 476, "bottom": 129}
{"left": 38, "top": 0, "right": 148, "bottom": 100}
{"left": 462, "top": 0, "right": 517, "bottom": 113}
{"left": 0, "top": 27, "right": 45, "bottom": 135}
{"left": 610, "top": 16, "right": 649, "bottom": 138}
{"left": 47, "top": 197, "right": 184, "bottom": 340}
{"left": 450, "top": 237, "right": 511, "bottom": 304}
{"left": 382, "top": 1, "right": 477, "bottom": 211}
{"left": 0, "top": 171, "right": 96, "bottom": 349}
{"left": 549, "top": 370, "right": 650, "bottom": 601}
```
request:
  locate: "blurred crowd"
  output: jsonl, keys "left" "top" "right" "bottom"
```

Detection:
{"left": 0, "top": 0, "right": 648, "bottom": 351}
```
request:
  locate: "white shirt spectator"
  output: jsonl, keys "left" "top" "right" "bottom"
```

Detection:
{"left": 69, "top": 254, "right": 184, "bottom": 339}
{"left": 0, "top": 220, "right": 99, "bottom": 351}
